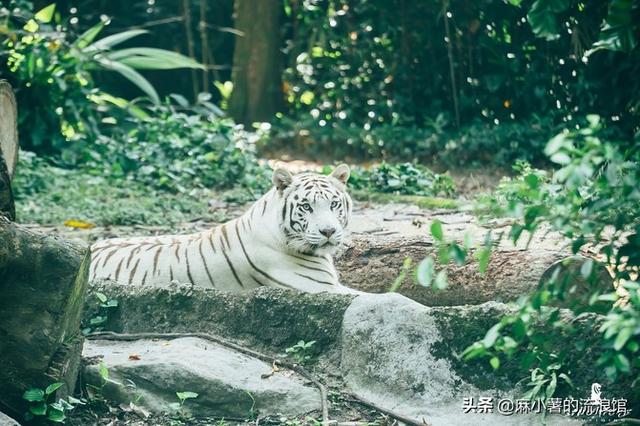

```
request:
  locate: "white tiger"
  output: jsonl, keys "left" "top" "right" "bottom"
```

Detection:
{"left": 90, "top": 165, "right": 355, "bottom": 293}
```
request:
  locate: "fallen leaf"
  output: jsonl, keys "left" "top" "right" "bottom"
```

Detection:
{"left": 128, "top": 354, "right": 141, "bottom": 361}
{"left": 63, "top": 219, "right": 95, "bottom": 229}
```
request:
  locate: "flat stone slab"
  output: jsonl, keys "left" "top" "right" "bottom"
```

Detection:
{"left": 83, "top": 337, "right": 320, "bottom": 418}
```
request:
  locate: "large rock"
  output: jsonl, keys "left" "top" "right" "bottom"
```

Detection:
{"left": 0, "top": 218, "right": 90, "bottom": 415}
{"left": 340, "top": 294, "right": 583, "bottom": 425}
{"left": 83, "top": 337, "right": 321, "bottom": 417}
{"left": 82, "top": 284, "right": 638, "bottom": 423}
{"left": 86, "top": 282, "right": 354, "bottom": 354}
{"left": 0, "top": 412, "right": 20, "bottom": 426}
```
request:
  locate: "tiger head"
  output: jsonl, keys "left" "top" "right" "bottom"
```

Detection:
{"left": 272, "top": 164, "right": 352, "bottom": 256}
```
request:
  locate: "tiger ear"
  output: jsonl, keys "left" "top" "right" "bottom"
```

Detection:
{"left": 272, "top": 167, "right": 293, "bottom": 191}
{"left": 330, "top": 164, "right": 350, "bottom": 184}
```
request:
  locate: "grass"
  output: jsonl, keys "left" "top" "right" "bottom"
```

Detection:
{"left": 12, "top": 157, "right": 461, "bottom": 227}
{"left": 351, "top": 190, "right": 460, "bottom": 210}
{"left": 14, "top": 166, "right": 231, "bottom": 226}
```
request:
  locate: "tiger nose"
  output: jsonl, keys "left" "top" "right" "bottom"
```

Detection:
{"left": 319, "top": 227, "right": 336, "bottom": 238}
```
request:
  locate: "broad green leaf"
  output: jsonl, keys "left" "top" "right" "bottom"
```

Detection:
{"left": 23, "top": 19, "right": 39, "bottom": 33}
{"left": 613, "top": 327, "right": 633, "bottom": 351}
{"left": 105, "top": 48, "right": 204, "bottom": 70}
{"left": 614, "top": 353, "right": 631, "bottom": 373}
{"left": 524, "top": 173, "right": 539, "bottom": 189}
{"left": 550, "top": 152, "right": 571, "bottom": 165}
{"left": 73, "top": 22, "right": 105, "bottom": 50}
{"left": 482, "top": 323, "right": 502, "bottom": 348}
{"left": 430, "top": 220, "right": 443, "bottom": 241}
{"left": 477, "top": 247, "right": 491, "bottom": 274}
{"left": 29, "top": 401, "right": 47, "bottom": 416}
{"left": 86, "top": 29, "right": 149, "bottom": 52}
{"left": 527, "top": 0, "right": 570, "bottom": 41}
{"left": 34, "top": 3, "right": 56, "bottom": 23}
{"left": 45, "top": 382, "right": 64, "bottom": 395}
{"left": 588, "top": 0, "right": 637, "bottom": 54}
{"left": 490, "top": 356, "right": 500, "bottom": 370}
{"left": 95, "top": 292, "right": 108, "bottom": 303}
{"left": 23, "top": 388, "right": 45, "bottom": 402}
{"left": 580, "top": 259, "right": 593, "bottom": 279}
{"left": 176, "top": 391, "right": 199, "bottom": 401}
{"left": 95, "top": 57, "right": 160, "bottom": 103}
{"left": 546, "top": 372, "right": 557, "bottom": 398}
{"left": 98, "top": 363, "right": 109, "bottom": 381}
{"left": 461, "top": 342, "right": 487, "bottom": 360}
{"left": 47, "top": 408, "right": 66, "bottom": 423}
{"left": 416, "top": 257, "right": 435, "bottom": 287}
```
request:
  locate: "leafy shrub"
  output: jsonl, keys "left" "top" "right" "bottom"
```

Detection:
{"left": 347, "top": 162, "right": 456, "bottom": 197}
{"left": 22, "top": 382, "right": 84, "bottom": 423}
{"left": 1, "top": 1, "right": 200, "bottom": 154}
{"left": 87, "top": 100, "right": 272, "bottom": 193}
{"left": 12, "top": 151, "right": 219, "bottom": 226}
{"left": 419, "top": 116, "right": 640, "bottom": 405}
{"left": 275, "top": 114, "right": 560, "bottom": 167}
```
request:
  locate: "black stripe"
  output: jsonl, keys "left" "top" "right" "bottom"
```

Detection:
{"left": 153, "top": 246, "right": 162, "bottom": 276}
{"left": 295, "top": 262, "right": 334, "bottom": 277}
{"left": 185, "top": 245, "right": 195, "bottom": 285}
{"left": 295, "top": 272, "right": 334, "bottom": 286}
{"left": 250, "top": 274, "right": 266, "bottom": 287}
{"left": 128, "top": 258, "right": 140, "bottom": 284}
{"left": 101, "top": 248, "right": 119, "bottom": 268}
{"left": 208, "top": 230, "right": 217, "bottom": 253}
{"left": 198, "top": 239, "right": 216, "bottom": 287}
{"left": 221, "top": 224, "right": 231, "bottom": 250}
{"left": 114, "top": 257, "right": 125, "bottom": 281}
{"left": 234, "top": 222, "right": 294, "bottom": 288}
{"left": 288, "top": 253, "right": 325, "bottom": 266}
{"left": 220, "top": 242, "right": 244, "bottom": 288}
{"left": 126, "top": 247, "right": 139, "bottom": 268}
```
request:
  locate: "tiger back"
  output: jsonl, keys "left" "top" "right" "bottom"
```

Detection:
{"left": 89, "top": 165, "right": 354, "bottom": 293}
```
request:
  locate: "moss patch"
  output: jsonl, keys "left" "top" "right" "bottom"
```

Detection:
{"left": 351, "top": 190, "right": 460, "bottom": 209}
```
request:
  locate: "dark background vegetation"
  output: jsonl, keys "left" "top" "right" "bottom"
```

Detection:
{"left": 2, "top": 0, "right": 639, "bottom": 167}
{"left": 1, "top": 0, "right": 640, "bottom": 420}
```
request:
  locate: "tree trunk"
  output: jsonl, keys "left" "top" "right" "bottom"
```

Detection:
{"left": 0, "top": 218, "right": 90, "bottom": 416}
{"left": 0, "top": 81, "right": 17, "bottom": 221}
{"left": 0, "top": 81, "right": 18, "bottom": 179}
{"left": 0, "top": 156, "right": 14, "bottom": 221}
{"left": 335, "top": 234, "right": 612, "bottom": 307}
{"left": 229, "top": 0, "right": 283, "bottom": 126}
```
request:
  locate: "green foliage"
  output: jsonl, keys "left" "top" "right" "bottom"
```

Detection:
{"left": 168, "top": 391, "right": 199, "bottom": 412}
{"left": 22, "top": 382, "right": 84, "bottom": 424}
{"left": 424, "top": 116, "right": 640, "bottom": 402}
{"left": 279, "top": 0, "right": 639, "bottom": 162}
{"left": 0, "top": 2, "right": 201, "bottom": 154}
{"left": 285, "top": 340, "right": 317, "bottom": 365}
{"left": 87, "top": 100, "right": 272, "bottom": 194}
{"left": 346, "top": 162, "right": 456, "bottom": 197}
{"left": 12, "top": 151, "right": 220, "bottom": 226}
{"left": 82, "top": 292, "right": 118, "bottom": 334}
{"left": 277, "top": 113, "right": 561, "bottom": 167}
{"left": 389, "top": 257, "right": 412, "bottom": 293}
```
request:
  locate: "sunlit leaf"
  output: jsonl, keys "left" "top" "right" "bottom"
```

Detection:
{"left": 34, "top": 3, "right": 56, "bottom": 23}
